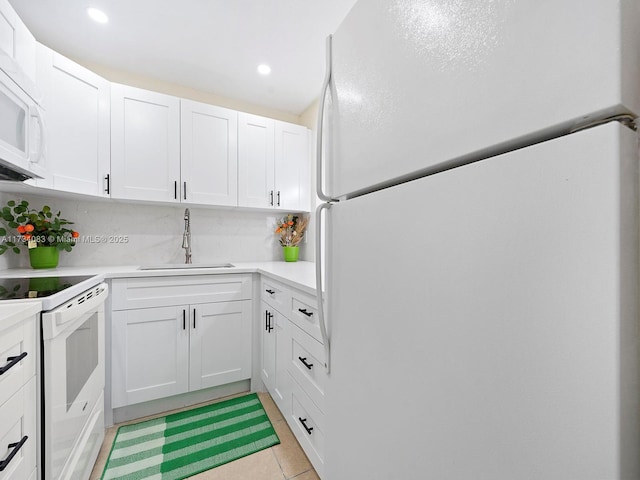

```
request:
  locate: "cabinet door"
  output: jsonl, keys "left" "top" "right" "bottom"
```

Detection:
{"left": 273, "top": 308, "right": 292, "bottom": 415}
{"left": 181, "top": 100, "right": 238, "bottom": 206}
{"left": 189, "top": 300, "right": 252, "bottom": 391}
{"left": 111, "top": 83, "right": 180, "bottom": 202}
{"left": 111, "top": 306, "right": 189, "bottom": 408}
{"left": 0, "top": 377, "right": 37, "bottom": 480}
{"left": 275, "top": 121, "right": 310, "bottom": 211}
{"left": 0, "top": 0, "right": 36, "bottom": 81}
{"left": 260, "top": 302, "right": 276, "bottom": 392}
{"left": 35, "top": 45, "right": 110, "bottom": 196}
{"left": 238, "top": 113, "right": 275, "bottom": 208}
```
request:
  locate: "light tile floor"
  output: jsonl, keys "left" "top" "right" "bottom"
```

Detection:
{"left": 90, "top": 392, "right": 319, "bottom": 480}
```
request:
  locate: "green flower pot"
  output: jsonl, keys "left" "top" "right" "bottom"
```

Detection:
{"left": 28, "top": 246, "right": 59, "bottom": 269}
{"left": 283, "top": 246, "right": 299, "bottom": 262}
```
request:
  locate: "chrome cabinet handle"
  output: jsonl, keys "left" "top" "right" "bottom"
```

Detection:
{"left": 0, "top": 352, "right": 27, "bottom": 375}
{"left": 184, "top": 181, "right": 187, "bottom": 200}
{"left": 0, "top": 436, "right": 28, "bottom": 471}
{"left": 270, "top": 190, "right": 274, "bottom": 206}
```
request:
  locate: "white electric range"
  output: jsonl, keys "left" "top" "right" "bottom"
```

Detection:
{"left": 0, "top": 273, "right": 107, "bottom": 480}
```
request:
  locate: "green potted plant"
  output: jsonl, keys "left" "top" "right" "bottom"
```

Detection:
{"left": 275, "top": 214, "right": 308, "bottom": 262}
{"left": 0, "top": 200, "right": 79, "bottom": 268}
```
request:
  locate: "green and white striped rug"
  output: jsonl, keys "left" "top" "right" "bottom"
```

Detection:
{"left": 101, "top": 393, "right": 280, "bottom": 480}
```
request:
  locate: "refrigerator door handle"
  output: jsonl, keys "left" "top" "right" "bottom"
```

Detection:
{"left": 315, "top": 202, "right": 332, "bottom": 373}
{"left": 316, "top": 35, "right": 336, "bottom": 203}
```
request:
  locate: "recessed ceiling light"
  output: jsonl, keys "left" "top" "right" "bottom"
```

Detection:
{"left": 87, "top": 7, "right": 108, "bottom": 24}
{"left": 257, "top": 64, "right": 271, "bottom": 75}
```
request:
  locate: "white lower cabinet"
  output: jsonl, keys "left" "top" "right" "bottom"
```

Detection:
{"left": 189, "top": 301, "right": 252, "bottom": 391}
{"left": 111, "top": 305, "right": 189, "bottom": 407}
{"left": 111, "top": 275, "right": 252, "bottom": 408}
{"left": 261, "top": 301, "right": 292, "bottom": 414}
{"left": 260, "top": 277, "right": 325, "bottom": 477}
{"left": 0, "top": 311, "right": 38, "bottom": 480}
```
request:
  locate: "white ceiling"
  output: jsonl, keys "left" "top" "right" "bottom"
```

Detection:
{"left": 9, "top": 0, "right": 357, "bottom": 115}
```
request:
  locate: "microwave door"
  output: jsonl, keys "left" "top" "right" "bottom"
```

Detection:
{"left": 0, "top": 69, "right": 40, "bottom": 179}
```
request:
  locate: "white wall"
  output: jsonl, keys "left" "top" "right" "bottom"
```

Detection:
{"left": 0, "top": 190, "right": 312, "bottom": 270}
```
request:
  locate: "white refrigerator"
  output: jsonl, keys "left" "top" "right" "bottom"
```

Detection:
{"left": 316, "top": 1, "right": 640, "bottom": 479}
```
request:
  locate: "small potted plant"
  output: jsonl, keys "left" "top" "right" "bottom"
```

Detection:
{"left": 275, "top": 214, "right": 308, "bottom": 262}
{"left": 0, "top": 200, "right": 79, "bottom": 268}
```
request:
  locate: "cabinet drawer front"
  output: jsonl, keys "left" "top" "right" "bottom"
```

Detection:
{"left": 0, "top": 316, "right": 36, "bottom": 408}
{"left": 261, "top": 279, "right": 291, "bottom": 313}
{"left": 112, "top": 274, "right": 251, "bottom": 310}
{"left": 289, "top": 376, "right": 325, "bottom": 477}
{"left": 0, "top": 377, "right": 37, "bottom": 480}
{"left": 289, "top": 325, "right": 326, "bottom": 413}
{"left": 290, "top": 292, "right": 322, "bottom": 344}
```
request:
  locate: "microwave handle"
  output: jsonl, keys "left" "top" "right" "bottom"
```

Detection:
{"left": 29, "top": 105, "right": 46, "bottom": 165}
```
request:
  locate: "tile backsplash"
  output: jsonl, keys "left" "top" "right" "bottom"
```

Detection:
{"left": 0, "top": 191, "right": 311, "bottom": 270}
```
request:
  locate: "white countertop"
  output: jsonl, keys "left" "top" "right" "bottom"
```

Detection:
{"left": 0, "top": 261, "right": 317, "bottom": 297}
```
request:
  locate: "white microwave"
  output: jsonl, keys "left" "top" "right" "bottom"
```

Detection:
{"left": 0, "top": 51, "right": 45, "bottom": 181}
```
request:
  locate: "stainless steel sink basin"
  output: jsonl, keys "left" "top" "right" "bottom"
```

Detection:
{"left": 138, "top": 263, "right": 234, "bottom": 270}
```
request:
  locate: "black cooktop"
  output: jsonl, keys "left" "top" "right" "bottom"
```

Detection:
{"left": 0, "top": 275, "right": 95, "bottom": 300}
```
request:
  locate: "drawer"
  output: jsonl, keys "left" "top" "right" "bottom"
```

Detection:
{"left": 289, "top": 324, "right": 327, "bottom": 413}
{"left": 111, "top": 274, "right": 252, "bottom": 310}
{"left": 0, "top": 377, "right": 37, "bottom": 480}
{"left": 289, "top": 374, "right": 325, "bottom": 478}
{"left": 261, "top": 279, "right": 291, "bottom": 313}
{"left": 0, "top": 315, "right": 36, "bottom": 408}
{"left": 289, "top": 290, "right": 322, "bottom": 344}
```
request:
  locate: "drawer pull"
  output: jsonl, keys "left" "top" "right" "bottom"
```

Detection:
{"left": 298, "top": 308, "right": 313, "bottom": 317}
{"left": 298, "top": 417, "right": 313, "bottom": 435}
{"left": 265, "top": 289, "right": 275, "bottom": 295}
{"left": 0, "top": 436, "right": 28, "bottom": 471}
{"left": 298, "top": 356, "right": 314, "bottom": 370}
{"left": 0, "top": 352, "right": 28, "bottom": 375}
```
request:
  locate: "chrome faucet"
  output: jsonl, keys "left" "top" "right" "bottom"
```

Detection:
{"left": 182, "top": 208, "right": 192, "bottom": 264}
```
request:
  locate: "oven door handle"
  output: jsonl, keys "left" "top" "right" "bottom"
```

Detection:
{"left": 50, "top": 283, "right": 109, "bottom": 326}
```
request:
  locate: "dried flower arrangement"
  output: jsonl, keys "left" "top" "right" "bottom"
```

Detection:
{"left": 275, "top": 214, "right": 308, "bottom": 247}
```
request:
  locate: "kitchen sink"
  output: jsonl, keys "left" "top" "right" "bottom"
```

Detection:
{"left": 138, "top": 263, "right": 234, "bottom": 270}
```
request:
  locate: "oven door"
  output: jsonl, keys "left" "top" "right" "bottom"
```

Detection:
{"left": 42, "top": 283, "right": 107, "bottom": 480}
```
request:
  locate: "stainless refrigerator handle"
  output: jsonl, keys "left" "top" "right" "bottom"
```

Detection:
{"left": 317, "top": 35, "right": 335, "bottom": 203}
{"left": 315, "top": 202, "right": 332, "bottom": 373}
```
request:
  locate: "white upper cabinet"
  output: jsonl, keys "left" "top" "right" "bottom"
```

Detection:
{"left": 238, "top": 113, "right": 275, "bottom": 208}
{"left": 275, "top": 121, "right": 310, "bottom": 211}
{"left": 0, "top": 0, "right": 36, "bottom": 81}
{"left": 238, "top": 113, "right": 310, "bottom": 211}
{"left": 111, "top": 83, "right": 181, "bottom": 202}
{"left": 35, "top": 44, "right": 110, "bottom": 196}
{"left": 181, "top": 100, "right": 238, "bottom": 206}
